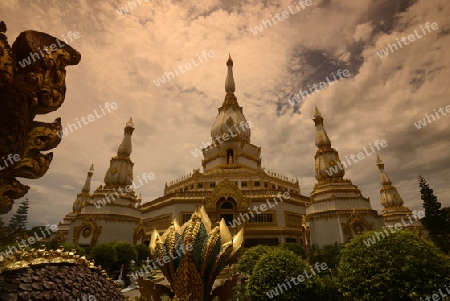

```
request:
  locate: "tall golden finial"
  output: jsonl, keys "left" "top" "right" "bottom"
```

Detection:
{"left": 126, "top": 117, "right": 134, "bottom": 127}
{"left": 313, "top": 106, "right": 331, "bottom": 149}
{"left": 376, "top": 156, "right": 391, "bottom": 186}
{"left": 82, "top": 164, "right": 94, "bottom": 193}
{"left": 225, "top": 54, "right": 235, "bottom": 94}
{"left": 376, "top": 155, "right": 383, "bottom": 166}
{"left": 314, "top": 106, "right": 321, "bottom": 116}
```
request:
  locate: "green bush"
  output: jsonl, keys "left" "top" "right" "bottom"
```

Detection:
{"left": 306, "top": 242, "right": 342, "bottom": 269}
{"left": 63, "top": 243, "right": 86, "bottom": 256}
{"left": 89, "top": 243, "right": 116, "bottom": 274}
{"left": 246, "top": 248, "right": 323, "bottom": 301}
{"left": 338, "top": 229, "right": 450, "bottom": 300}
{"left": 114, "top": 241, "right": 137, "bottom": 268}
{"left": 45, "top": 239, "right": 60, "bottom": 250}
{"left": 83, "top": 246, "right": 92, "bottom": 257}
{"left": 278, "top": 243, "right": 306, "bottom": 259}
{"left": 237, "top": 245, "right": 272, "bottom": 275}
{"left": 319, "top": 275, "right": 343, "bottom": 300}
{"left": 135, "top": 243, "right": 150, "bottom": 264}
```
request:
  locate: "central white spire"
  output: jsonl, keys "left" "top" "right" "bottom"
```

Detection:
{"left": 225, "top": 54, "right": 235, "bottom": 94}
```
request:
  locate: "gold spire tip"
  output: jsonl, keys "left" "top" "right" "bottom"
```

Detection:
{"left": 89, "top": 163, "right": 94, "bottom": 171}
{"left": 225, "top": 55, "right": 235, "bottom": 93}
{"left": 315, "top": 106, "right": 320, "bottom": 114}
{"left": 126, "top": 117, "right": 134, "bottom": 127}
{"left": 226, "top": 54, "right": 233, "bottom": 65}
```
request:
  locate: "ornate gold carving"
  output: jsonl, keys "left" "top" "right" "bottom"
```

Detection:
{"left": 0, "top": 246, "right": 102, "bottom": 274}
{"left": 12, "top": 120, "right": 61, "bottom": 179}
{"left": 0, "top": 178, "right": 29, "bottom": 213}
{"left": 73, "top": 217, "right": 102, "bottom": 246}
{"left": 55, "top": 230, "right": 67, "bottom": 244}
{"left": 0, "top": 22, "right": 80, "bottom": 213}
{"left": 285, "top": 211, "right": 303, "bottom": 227}
{"left": 150, "top": 206, "right": 243, "bottom": 301}
{"left": 341, "top": 210, "right": 375, "bottom": 241}
{"left": 133, "top": 219, "right": 144, "bottom": 244}
{"left": 82, "top": 226, "right": 92, "bottom": 238}
{"left": 302, "top": 215, "right": 311, "bottom": 246}
{"left": 203, "top": 179, "right": 249, "bottom": 211}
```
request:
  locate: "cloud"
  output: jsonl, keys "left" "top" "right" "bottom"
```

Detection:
{"left": 1, "top": 0, "right": 449, "bottom": 228}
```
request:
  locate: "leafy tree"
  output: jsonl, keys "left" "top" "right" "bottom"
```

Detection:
{"left": 277, "top": 242, "right": 306, "bottom": 259}
{"left": 114, "top": 241, "right": 137, "bottom": 267}
{"left": 246, "top": 248, "right": 323, "bottom": 301}
{"left": 419, "top": 175, "right": 450, "bottom": 253}
{"left": 90, "top": 243, "right": 117, "bottom": 274}
{"left": 320, "top": 275, "right": 343, "bottom": 300}
{"left": 307, "top": 242, "right": 342, "bottom": 270}
{"left": 320, "top": 242, "right": 342, "bottom": 270}
{"left": 112, "top": 242, "right": 137, "bottom": 287}
{"left": 135, "top": 243, "right": 150, "bottom": 264}
{"left": 338, "top": 229, "right": 450, "bottom": 300}
{"left": 7, "top": 198, "right": 29, "bottom": 235}
{"left": 237, "top": 245, "right": 272, "bottom": 275}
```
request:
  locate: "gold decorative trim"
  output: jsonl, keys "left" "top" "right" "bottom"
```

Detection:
{"left": 141, "top": 190, "right": 309, "bottom": 213}
{"left": 73, "top": 214, "right": 141, "bottom": 223}
{"left": 302, "top": 215, "right": 311, "bottom": 246}
{"left": 203, "top": 179, "right": 249, "bottom": 211}
{"left": 55, "top": 230, "right": 67, "bottom": 244}
{"left": 0, "top": 246, "right": 111, "bottom": 279}
{"left": 246, "top": 210, "right": 276, "bottom": 226}
{"left": 144, "top": 213, "right": 172, "bottom": 232}
{"left": 341, "top": 210, "right": 375, "bottom": 241}
{"left": 133, "top": 219, "right": 144, "bottom": 245}
{"left": 307, "top": 209, "right": 380, "bottom": 220}
{"left": 73, "top": 217, "right": 102, "bottom": 247}
{"left": 0, "top": 24, "right": 80, "bottom": 214}
{"left": 285, "top": 211, "right": 303, "bottom": 228}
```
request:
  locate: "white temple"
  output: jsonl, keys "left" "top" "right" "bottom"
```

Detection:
{"left": 56, "top": 56, "right": 424, "bottom": 248}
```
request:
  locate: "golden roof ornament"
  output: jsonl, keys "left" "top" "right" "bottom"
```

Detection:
{"left": 149, "top": 205, "right": 244, "bottom": 301}
{"left": 225, "top": 54, "right": 235, "bottom": 94}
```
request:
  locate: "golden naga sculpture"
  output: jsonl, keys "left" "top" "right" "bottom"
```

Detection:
{"left": 0, "top": 21, "right": 80, "bottom": 213}
{"left": 149, "top": 206, "right": 244, "bottom": 301}
{"left": 0, "top": 245, "right": 126, "bottom": 300}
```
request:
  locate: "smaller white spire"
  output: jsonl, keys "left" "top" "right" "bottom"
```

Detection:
{"left": 81, "top": 163, "right": 94, "bottom": 193}
{"left": 376, "top": 156, "right": 392, "bottom": 185}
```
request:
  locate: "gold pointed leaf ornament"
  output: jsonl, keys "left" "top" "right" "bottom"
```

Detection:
{"left": 149, "top": 206, "right": 243, "bottom": 301}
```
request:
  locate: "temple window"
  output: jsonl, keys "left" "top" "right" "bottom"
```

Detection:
{"left": 181, "top": 213, "right": 192, "bottom": 224}
{"left": 227, "top": 149, "right": 234, "bottom": 164}
{"left": 255, "top": 181, "right": 260, "bottom": 187}
{"left": 221, "top": 202, "right": 234, "bottom": 209}
{"left": 241, "top": 181, "right": 247, "bottom": 187}
{"left": 249, "top": 213, "right": 274, "bottom": 223}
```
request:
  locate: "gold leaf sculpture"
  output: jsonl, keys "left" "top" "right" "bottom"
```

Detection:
{"left": 149, "top": 206, "right": 244, "bottom": 301}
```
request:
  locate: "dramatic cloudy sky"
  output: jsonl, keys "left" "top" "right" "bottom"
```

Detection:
{"left": 2, "top": 0, "right": 449, "bottom": 228}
